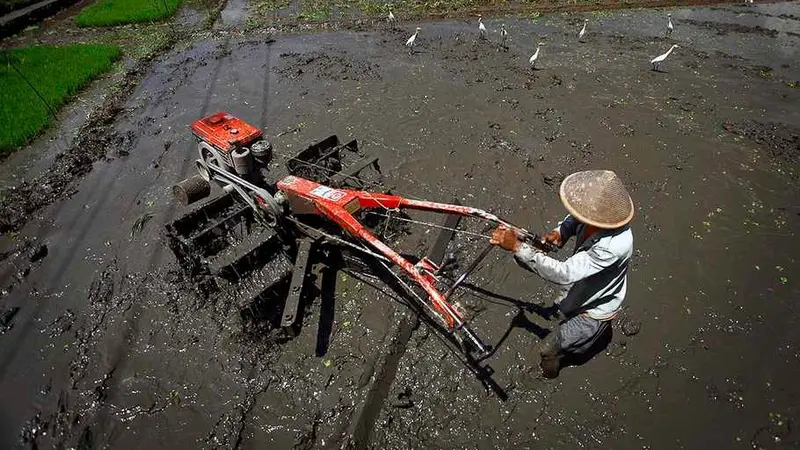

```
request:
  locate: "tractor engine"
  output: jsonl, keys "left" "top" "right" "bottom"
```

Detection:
{"left": 191, "top": 111, "right": 272, "bottom": 178}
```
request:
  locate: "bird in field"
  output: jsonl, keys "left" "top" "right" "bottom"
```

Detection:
{"left": 666, "top": 13, "right": 674, "bottom": 36}
{"left": 650, "top": 44, "right": 678, "bottom": 71}
{"left": 388, "top": 6, "right": 395, "bottom": 24}
{"left": 529, "top": 42, "right": 544, "bottom": 69}
{"left": 578, "top": 18, "right": 588, "bottom": 42}
{"left": 500, "top": 23, "right": 508, "bottom": 47}
{"left": 406, "top": 27, "right": 421, "bottom": 54}
{"left": 478, "top": 15, "right": 487, "bottom": 38}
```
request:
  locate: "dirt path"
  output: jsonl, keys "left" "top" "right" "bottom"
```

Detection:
{"left": 1, "top": 1, "right": 799, "bottom": 449}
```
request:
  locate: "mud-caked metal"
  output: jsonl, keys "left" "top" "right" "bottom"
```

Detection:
{"left": 166, "top": 112, "right": 383, "bottom": 342}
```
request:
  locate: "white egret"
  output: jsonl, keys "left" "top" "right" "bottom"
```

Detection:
{"left": 478, "top": 15, "right": 487, "bottom": 39}
{"left": 500, "top": 23, "right": 508, "bottom": 47}
{"left": 650, "top": 44, "right": 678, "bottom": 71}
{"left": 406, "top": 27, "right": 421, "bottom": 54}
{"left": 388, "top": 6, "right": 396, "bottom": 24}
{"left": 578, "top": 18, "right": 588, "bottom": 42}
{"left": 529, "top": 42, "right": 544, "bottom": 69}
{"left": 666, "top": 13, "right": 674, "bottom": 36}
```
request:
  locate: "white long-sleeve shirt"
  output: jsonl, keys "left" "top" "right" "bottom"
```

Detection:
{"left": 514, "top": 215, "right": 633, "bottom": 320}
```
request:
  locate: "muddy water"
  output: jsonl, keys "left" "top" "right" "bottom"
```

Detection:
{"left": 1, "top": 2, "right": 799, "bottom": 449}
{"left": 216, "top": 0, "right": 248, "bottom": 29}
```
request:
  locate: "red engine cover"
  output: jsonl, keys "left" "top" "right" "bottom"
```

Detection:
{"left": 191, "top": 112, "right": 262, "bottom": 153}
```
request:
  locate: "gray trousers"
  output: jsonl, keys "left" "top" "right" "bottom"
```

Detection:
{"left": 540, "top": 314, "right": 611, "bottom": 357}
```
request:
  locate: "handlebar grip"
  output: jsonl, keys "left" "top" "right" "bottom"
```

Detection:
{"left": 524, "top": 234, "right": 558, "bottom": 253}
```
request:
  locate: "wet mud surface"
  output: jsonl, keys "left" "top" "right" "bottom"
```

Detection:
{"left": 1, "top": 2, "right": 800, "bottom": 449}
{"left": 0, "top": 43, "right": 170, "bottom": 234}
{"left": 722, "top": 120, "right": 799, "bottom": 164}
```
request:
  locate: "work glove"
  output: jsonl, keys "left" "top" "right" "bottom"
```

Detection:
{"left": 542, "top": 230, "right": 562, "bottom": 248}
{"left": 491, "top": 227, "right": 522, "bottom": 252}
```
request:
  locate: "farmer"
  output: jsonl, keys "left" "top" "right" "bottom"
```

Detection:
{"left": 491, "top": 170, "right": 634, "bottom": 378}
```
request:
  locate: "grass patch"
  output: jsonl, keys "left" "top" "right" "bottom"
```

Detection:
{"left": 75, "top": 0, "right": 181, "bottom": 27}
{"left": 253, "top": 0, "right": 290, "bottom": 13}
{"left": 183, "top": 0, "right": 218, "bottom": 7}
{"left": 355, "top": 0, "right": 508, "bottom": 14}
{"left": 410, "top": 0, "right": 505, "bottom": 12}
{"left": 0, "top": 44, "right": 121, "bottom": 154}
{"left": 589, "top": 8, "right": 614, "bottom": 16}
{"left": 296, "top": 0, "right": 334, "bottom": 20}
{"left": 254, "top": 0, "right": 513, "bottom": 21}
{"left": 99, "top": 25, "right": 172, "bottom": 60}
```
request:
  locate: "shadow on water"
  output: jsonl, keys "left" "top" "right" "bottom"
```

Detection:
{"left": 344, "top": 268, "right": 509, "bottom": 401}
{"left": 457, "top": 282, "right": 552, "bottom": 361}
{"left": 460, "top": 281, "right": 561, "bottom": 320}
{"left": 239, "top": 275, "right": 291, "bottom": 335}
{"left": 483, "top": 309, "right": 551, "bottom": 360}
{"left": 460, "top": 282, "right": 615, "bottom": 369}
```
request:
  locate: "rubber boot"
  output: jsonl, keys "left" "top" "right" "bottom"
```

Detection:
{"left": 538, "top": 330, "right": 562, "bottom": 379}
{"left": 540, "top": 355, "right": 561, "bottom": 379}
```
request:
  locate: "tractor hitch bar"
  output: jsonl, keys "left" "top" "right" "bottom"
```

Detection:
{"left": 274, "top": 175, "right": 556, "bottom": 359}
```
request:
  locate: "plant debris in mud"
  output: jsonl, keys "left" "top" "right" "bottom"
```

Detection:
{"left": 250, "top": 0, "right": 669, "bottom": 28}
{"left": 0, "top": 126, "right": 137, "bottom": 234}
{"left": 276, "top": 51, "right": 381, "bottom": 81}
{"left": 0, "top": 237, "right": 49, "bottom": 310}
{"left": 681, "top": 18, "right": 780, "bottom": 37}
{"left": 723, "top": 120, "right": 800, "bottom": 165}
{"left": 130, "top": 212, "right": 154, "bottom": 238}
{"left": 0, "top": 306, "right": 20, "bottom": 333}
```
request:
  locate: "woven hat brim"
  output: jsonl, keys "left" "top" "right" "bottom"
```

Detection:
{"left": 558, "top": 171, "right": 634, "bottom": 229}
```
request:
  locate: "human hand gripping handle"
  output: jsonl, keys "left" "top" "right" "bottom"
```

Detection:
{"left": 542, "top": 230, "right": 562, "bottom": 248}
{"left": 491, "top": 226, "right": 523, "bottom": 252}
{"left": 491, "top": 225, "right": 559, "bottom": 253}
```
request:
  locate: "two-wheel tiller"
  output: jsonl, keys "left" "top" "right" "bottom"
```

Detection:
{"left": 166, "top": 112, "right": 554, "bottom": 359}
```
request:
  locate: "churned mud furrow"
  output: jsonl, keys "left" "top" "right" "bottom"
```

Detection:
{"left": 349, "top": 312, "right": 416, "bottom": 448}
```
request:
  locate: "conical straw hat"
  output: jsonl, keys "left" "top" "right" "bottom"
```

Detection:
{"left": 559, "top": 170, "right": 634, "bottom": 229}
